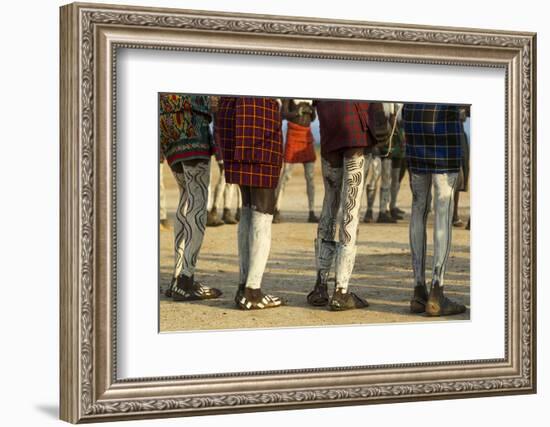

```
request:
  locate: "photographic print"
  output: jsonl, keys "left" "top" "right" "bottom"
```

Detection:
{"left": 60, "top": 3, "right": 535, "bottom": 422}
{"left": 158, "top": 95, "right": 471, "bottom": 332}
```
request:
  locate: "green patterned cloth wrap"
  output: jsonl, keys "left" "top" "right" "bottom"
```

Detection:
{"left": 390, "top": 125, "right": 406, "bottom": 159}
{"left": 159, "top": 94, "right": 214, "bottom": 166}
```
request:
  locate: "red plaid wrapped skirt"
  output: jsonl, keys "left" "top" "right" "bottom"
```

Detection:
{"left": 316, "top": 101, "right": 371, "bottom": 156}
{"left": 215, "top": 97, "right": 283, "bottom": 188}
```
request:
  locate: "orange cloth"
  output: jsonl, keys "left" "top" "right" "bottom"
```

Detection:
{"left": 284, "top": 122, "right": 316, "bottom": 164}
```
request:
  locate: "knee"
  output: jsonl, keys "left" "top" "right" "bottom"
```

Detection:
{"left": 411, "top": 187, "right": 429, "bottom": 207}
{"left": 240, "top": 186, "right": 251, "bottom": 207}
{"left": 434, "top": 181, "right": 454, "bottom": 203}
{"left": 342, "top": 154, "right": 365, "bottom": 178}
{"left": 282, "top": 167, "right": 293, "bottom": 182}
{"left": 433, "top": 191, "right": 452, "bottom": 211}
{"left": 343, "top": 147, "right": 364, "bottom": 159}
{"left": 183, "top": 158, "right": 208, "bottom": 168}
{"left": 322, "top": 150, "right": 342, "bottom": 168}
{"left": 321, "top": 163, "right": 343, "bottom": 190}
{"left": 170, "top": 162, "right": 183, "bottom": 174}
{"left": 412, "top": 193, "right": 426, "bottom": 206}
{"left": 251, "top": 188, "right": 276, "bottom": 214}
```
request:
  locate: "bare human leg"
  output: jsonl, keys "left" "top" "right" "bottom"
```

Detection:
{"left": 307, "top": 153, "right": 342, "bottom": 306}
{"left": 330, "top": 149, "right": 369, "bottom": 311}
{"left": 304, "top": 161, "right": 319, "bottom": 222}
{"left": 425, "top": 172, "right": 466, "bottom": 316}
{"left": 236, "top": 186, "right": 283, "bottom": 309}
{"left": 408, "top": 172, "right": 431, "bottom": 312}
{"left": 171, "top": 159, "right": 222, "bottom": 301}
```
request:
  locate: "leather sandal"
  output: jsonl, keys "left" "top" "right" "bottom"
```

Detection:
{"left": 236, "top": 288, "right": 283, "bottom": 310}
{"left": 171, "top": 275, "right": 222, "bottom": 301}
{"left": 234, "top": 283, "right": 246, "bottom": 307}
{"left": 425, "top": 285, "right": 466, "bottom": 316}
{"left": 307, "top": 281, "right": 329, "bottom": 306}
{"left": 410, "top": 283, "right": 429, "bottom": 313}
{"left": 329, "top": 289, "right": 369, "bottom": 311}
{"left": 164, "top": 277, "right": 176, "bottom": 298}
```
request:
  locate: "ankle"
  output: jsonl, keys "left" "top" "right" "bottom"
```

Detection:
{"left": 429, "top": 281, "right": 443, "bottom": 295}
{"left": 244, "top": 287, "right": 262, "bottom": 302}
{"left": 414, "top": 283, "right": 428, "bottom": 299}
{"left": 316, "top": 271, "right": 328, "bottom": 285}
{"left": 177, "top": 274, "right": 194, "bottom": 289}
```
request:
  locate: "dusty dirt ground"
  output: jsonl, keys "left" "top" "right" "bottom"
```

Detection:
{"left": 159, "top": 156, "right": 470, "bottom": 332}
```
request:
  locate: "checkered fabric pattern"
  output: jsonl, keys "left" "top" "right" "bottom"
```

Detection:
{"left": 211, "top": 117, "right": 223, "bottom": 162}
{"left": 403, "top": 103, "right": 463, "bottom": 174}
{"left": 215, "top": 97, "right": 283, "bottom": 188}
{"left": 316, "top": 101, "right": 371, "bottom": 156}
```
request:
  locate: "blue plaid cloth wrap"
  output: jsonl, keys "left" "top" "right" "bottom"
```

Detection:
{"left": 403, "top": 103, "right": 464, "bottom": 174}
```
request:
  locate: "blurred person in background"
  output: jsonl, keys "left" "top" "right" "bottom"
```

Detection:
{"left": 273, "top": 99, "right": 319, "bottom": 224}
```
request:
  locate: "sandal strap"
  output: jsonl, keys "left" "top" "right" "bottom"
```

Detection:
{"left": 171, "top": 280, "right": 222, "bottom": 299}
{"left": 307, "top": 283, "right": 329, "bottom": 305}
{"left": 238, "top": 293, "right": 282, "bottom": 310}
{"left": 193, "top": 282, "right": 219, "bottom": 296}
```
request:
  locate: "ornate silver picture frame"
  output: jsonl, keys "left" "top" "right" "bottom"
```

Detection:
{"left": 60, "top": 2, "right": 536, "bottom": 423}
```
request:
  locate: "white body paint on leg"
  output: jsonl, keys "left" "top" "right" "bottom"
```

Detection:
{"left": 409, "top": 173, "right": 431, "bottom": 286}
{"left": 213, "top": 161, "right": 226, "bottom": 212}
{"left": 206, "top": 157, "right": 216, "bottom": 212}
{"left": 235, "top": 185, "right": 242, "bottom": 210}
{"left": 274, "top": 163, "right": 294, "bottom": 211}
{"left": 159, "top": 162, "right": 167, "bottom": 221}
{"left": 314, "top": 237, "right": 336, "bottom": 285}
{"left": 366, "top": 156, "right": 381, "bottom": 211}
{"left": 335, "top": 154, "right": 365, "bottom": 291}
{"left": 409, "top": 172, "right": 457, "bottom": 287}
{"left": 361, "top": 152, "right": 374, "bottom": 209}
{"left": 223, "top": 183, "right": 235, "bottom": 210}
{"left": 304, "top": 161, "right": 316, "bottom": 212}
{"left": 245, "top": 210, "right": 273, "bottom": 290}
{"left": 379, "top": 157, "right": 392, "bottom": 213}
{"left": 432, "top": 173, "right": 458, "bottom": 286}
{"left": 172, "top": 170, "right": 188, "bottom": 278}
{"left": 180, "top": 161, "right": 211, "bottom": 277}
{"left": 316, "top": 159, "right": 343, "bottom": 284}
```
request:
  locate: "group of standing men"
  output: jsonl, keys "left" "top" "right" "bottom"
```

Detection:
{"left": 159, "top": 94, "right": 468, "bottom": 316}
